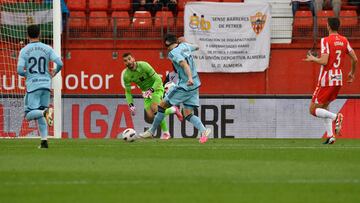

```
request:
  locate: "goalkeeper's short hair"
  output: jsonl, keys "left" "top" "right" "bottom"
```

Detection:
{"left": 27, "top": 24, "right": 40, "bottom": 39}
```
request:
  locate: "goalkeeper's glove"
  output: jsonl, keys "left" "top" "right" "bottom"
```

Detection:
{"left": 142, "top": 88, "right": 154, "bottom": 99}
{"left": 128, "top": 103, "right": 136, "bottom": 116}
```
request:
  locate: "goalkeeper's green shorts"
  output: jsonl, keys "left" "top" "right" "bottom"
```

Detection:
{"left": 144, "top": 88, "right": 164, "bottom": 110}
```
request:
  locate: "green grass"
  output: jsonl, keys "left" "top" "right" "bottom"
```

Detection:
{"left": 0, "top": 139, "right": 360, "bottom": 203}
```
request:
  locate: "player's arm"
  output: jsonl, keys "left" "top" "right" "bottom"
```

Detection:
{"left": 178, "top": 37, "right": 199, "bottom": 52}
{"left": 304, "top": 38, "right": 329, "bottom": 65}
{"left": 17, "top": 50, "right": 26, "bottom": 76}
{"left": 143, "top": 62, "right": 163, "bottom": 90}
{"left": 123, "top": 75, "right": 134, "bottom": 105}
{"left": 304, "top": 52, "right": 329, "bottom": 65}
{"left": 347, "top": 50, "right": 358, "bottom": 83}
{"left": 49, "top": 48, "right": 63, "bottom": 76}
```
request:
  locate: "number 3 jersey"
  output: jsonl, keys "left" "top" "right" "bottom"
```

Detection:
{"left": 319, "top": 34, "right": 353, "bottom": 87}
{"left": 17, "top": 42, "right": 62, "bottom": 93}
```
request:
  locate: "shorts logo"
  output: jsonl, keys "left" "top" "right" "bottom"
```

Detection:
{"left": 250, "top": 12, "right": 266, "bottom": 35}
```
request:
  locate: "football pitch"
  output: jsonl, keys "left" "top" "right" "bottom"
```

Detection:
{"left": 0, "top": 139, "right": 360, "bottom": 203}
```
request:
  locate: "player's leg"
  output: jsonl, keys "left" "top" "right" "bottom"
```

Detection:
{"left": 310, "top": 86, "right": 341, "bottom": 143}
{"left": 183, "top": 89, "right": 211, "bottom": 143}
{"left": 38, "top": 90, "right": 51, "bottom": 148}
{"left": 151, "top": 90, "right": 171, "bottom": 139}
{"left": 24, "top": 91, "right": 43, "bottom": 121}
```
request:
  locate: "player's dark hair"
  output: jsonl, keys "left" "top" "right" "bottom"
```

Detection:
{"left": 328, "top": 17, "right": 340, "bottom": 31}
{"left": 122, "top": 52, "right": 132, "bottom": 58}
{"left": 164, "top": 33, "right": 177, "bottom": 47}
{"left": 27, "top": 24, "right": 40, "bottom": 38}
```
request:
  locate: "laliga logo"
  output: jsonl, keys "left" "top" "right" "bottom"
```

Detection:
{"left": 189, "top": 13, "right": 211, "bottom": 31}
{"left": 250, "top": 12, "right": 266, "bottom": 35}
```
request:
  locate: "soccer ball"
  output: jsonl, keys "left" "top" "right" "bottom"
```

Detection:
{"left": 164, "top": 82, "right": 175, "bottom": 93}
{"left": 122, "top": 128, "right": 137, "bottom": 142}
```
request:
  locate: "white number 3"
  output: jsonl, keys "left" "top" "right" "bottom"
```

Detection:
{"left": 333, "top": 50, "right": 341, "bottom": 68}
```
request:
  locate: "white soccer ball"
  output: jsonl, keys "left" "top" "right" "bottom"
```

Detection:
{"left": 122, "top": 128, "right": 137, "bottom": 142}
{"left": 164, "top": 82, "right": 175, "bottom": 93}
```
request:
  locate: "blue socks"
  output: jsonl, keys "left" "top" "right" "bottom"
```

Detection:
{"left": 186, "top": 114, "right": 206, "bottom": 133}
{"left": 149, "top": 106, "right": 166, "bottom": 134}
{"left": 37, "top": 117, "right": 48, "bottom": 140}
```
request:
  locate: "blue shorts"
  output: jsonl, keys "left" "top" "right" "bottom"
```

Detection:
{"left": 164, "top": 86, "right": 199, "bottom": 109}
{"left": 24, "top": 89, "right": 50, "bottom": 114}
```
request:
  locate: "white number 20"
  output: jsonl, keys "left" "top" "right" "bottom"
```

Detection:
{"left": 333, "top": 50, "right": 341, "bottom": 68}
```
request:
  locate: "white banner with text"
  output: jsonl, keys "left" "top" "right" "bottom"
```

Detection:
{"left": 184, "top": 2, "right": 271, "bottom": 72}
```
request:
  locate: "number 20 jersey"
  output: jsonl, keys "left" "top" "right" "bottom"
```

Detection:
{"left": 318, "top": 34, "right": 353, "bottom": 87}
{"left": 17, "top": 42, "right": 60, "bottom": 93}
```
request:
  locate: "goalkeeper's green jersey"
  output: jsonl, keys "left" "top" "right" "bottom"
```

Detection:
{"left": 123, "top": 61, "right": 163, "bottom": 104}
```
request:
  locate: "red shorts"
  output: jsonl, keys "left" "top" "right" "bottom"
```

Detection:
{"left": 311, "top": 86, "right": 341, "bottom": 104}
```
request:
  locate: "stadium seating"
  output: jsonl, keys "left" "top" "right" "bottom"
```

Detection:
{"left": 68, "top": 11, "right": 87, "bottom": 28}
{"left": 132, "top": 11, "right": 152, "bottom": 29}
{"left": 89, "top": 0, "right": 108, "bottom": 11}
{"left": 176, "top": 11, "right": 184, "bottom": 32}
{"left": 178, "top": 0, "right": 197, "bottom": 11}
{"left": 293, "top": 10, "right": 313, "bottom": 38}
{"left": 89, "top": 11, "right": 109, "bottom": 28}
{"left": 111, "top": 11, "right": 131, "bottom": 28}
{"left": 67, "top": 0, "right": 86, "bottom": 11}
{"left": 154, "top": 11, "right": 175, "bottom": 30}
{"left": 340, "top": 10, "right": 358, "bottom": 27}
{"left": 111, "top": 0, "right": 131, "bottom": 11}
{"left": 317, "top": 10, "right": 335, "bottom": 27}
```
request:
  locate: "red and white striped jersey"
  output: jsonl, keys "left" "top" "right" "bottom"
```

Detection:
{"left": 318, "top": 34, "right": 353, "bottom": 87}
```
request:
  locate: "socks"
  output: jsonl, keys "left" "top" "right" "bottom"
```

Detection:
{"left": 322, "top": 118, "right": 333, "bottom": 137}
{"left": 186, "top": 114, "right": 206, "bottom": 133}
{"left": 315, "top": 108, "right": 337, "bottom": 121}
{"left": 37, "top": 117, "right": 48, "bottom": 140}
{"left": 160, "top": 119, "right": 169, "bottom": 132}
{"left": 149, "top": 111, "right": 165, "bottom": 134}
{"left": 165, "top": 106, "right": 176, "bottom": 115}
{"left": 25, "top": 110, "right": 44, "bottom": 121}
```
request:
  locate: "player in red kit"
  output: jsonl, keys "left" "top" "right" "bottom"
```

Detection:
{"left": 304, "top": 17, "right": 358, "bottom": 144}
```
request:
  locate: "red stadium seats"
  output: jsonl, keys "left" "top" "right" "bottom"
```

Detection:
{"left": 132, "top": 11, "right": 152, "bottom": 29}
{"left": 89, "top": 11, "right": 109, "bottom": 28}
{"left": 340, "top": 10, "right": 358, "bottom": 27}
{"left": 154, "top": 11, "right": 175, "bottom": 29}
{"left": 111, "top": 0, "right": 131, "bottom": 11}
{"left": 89, "top": 0, "right": 108, "bottom": 11}
{"left": 176, "top": 11, "right": 184, "bottom": 28}
{"left": 67, "top": 0, "right": 86, "bottom": 11}
{"left": 68, "top": 11, "right": 86, "bottom": 28}
{"left": 178, "top": 0, "right": 197, "bottom": 11}
{"left": 294, "top": 10, "right": 313, "bottom": 28}
{"left": 111, "top": 11, "right": 130, "bottom": 28}
{"left": 317, "top": 10, "right": 335, "bottom": 27}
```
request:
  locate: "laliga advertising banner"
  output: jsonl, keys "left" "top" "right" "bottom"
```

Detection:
{"left": 184, "top": 2, "right": 271, "bottom": 72}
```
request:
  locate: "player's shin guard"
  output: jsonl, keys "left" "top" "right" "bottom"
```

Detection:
{"left": 149, "top": 106, "right": 166, "bottom": 134}
{"left": 37, "top": 117, "right": 48, "bottom": 140}
{"left": 25, "top": 110, "right": 45, "bottom": 121}
{"left": 185, "top": 114, "right": 206, "bottom": 132}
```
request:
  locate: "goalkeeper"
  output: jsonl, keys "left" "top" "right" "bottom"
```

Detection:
{"left": 122, "top": 52, "right": 170, "bottom": 139}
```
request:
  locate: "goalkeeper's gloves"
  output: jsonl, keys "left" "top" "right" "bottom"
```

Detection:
{"left": 142, "top": 88, "right": 154, "bottom": 99}
{"left": 128, "top": 103, "right": 136, "bottom": 116}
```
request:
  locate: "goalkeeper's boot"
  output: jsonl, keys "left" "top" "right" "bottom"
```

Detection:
{"left": 138, "top": 130, "right": 153, "bottom": 139}
{"left": 334, "top": 113, "right": 344, "bottom": 136}
{"left": 322, "top": 136, "right": 336, "bottom": 145}
{"left": 161, "top": 132, "right": 171, "bottom": 140}
{"left": 199, "top": 128, "right": 211, "bottom": 144}
{"left": 44, "top": 108, "right": 54, "bottom": 127}
{"left": 38, "top": 140, "right": 48, "bottom": 149}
